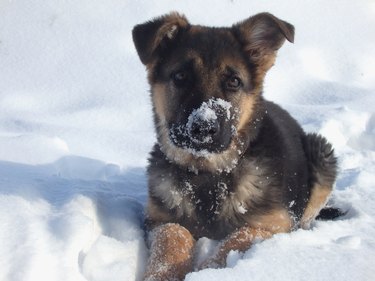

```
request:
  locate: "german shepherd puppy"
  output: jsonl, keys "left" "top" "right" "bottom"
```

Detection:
{"left": 133, "top": 12, "right": 337, "bottom": 281}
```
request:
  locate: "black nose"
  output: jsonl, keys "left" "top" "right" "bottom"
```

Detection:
{"left": 189, "top": 119, "right": 220, "bottom": 143}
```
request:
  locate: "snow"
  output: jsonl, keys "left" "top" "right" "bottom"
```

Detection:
{"left": 186, "top": 98, "right": 232, "bottom": 144}
{"left": 0, "top": 0, "right": 374, "bottom": 281}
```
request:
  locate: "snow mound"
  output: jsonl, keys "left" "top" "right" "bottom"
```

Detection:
{"left": 0, "top": 157, "right": 148, "bottom": 281}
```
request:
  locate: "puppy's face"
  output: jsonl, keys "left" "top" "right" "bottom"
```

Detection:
{"left": 133, "top": 12, "right": 294, "bottom": 172}
{"left": 152, "top": 28, "right": 254, "bottom": 154}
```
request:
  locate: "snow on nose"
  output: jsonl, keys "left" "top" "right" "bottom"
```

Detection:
{"left": 186, "top": 98, "right": 232, "bottom": 144}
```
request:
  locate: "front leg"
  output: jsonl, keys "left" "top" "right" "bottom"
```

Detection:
{"left": 143, "top": 223, "right": 195, "bottom": 281}
{"left": 199, "top": 227, "right": 272, "bottom": 269}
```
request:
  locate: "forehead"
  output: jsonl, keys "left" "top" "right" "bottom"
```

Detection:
{"left": 165, "top": 26, "right": 248, "bottom": 71}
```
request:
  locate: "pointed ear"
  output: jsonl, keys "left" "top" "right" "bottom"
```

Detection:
{"left": 232, "top": 12, "right": 294, "bottom": 68}
{"left": 132, "top": 12, "right": 189, "bottom": 65}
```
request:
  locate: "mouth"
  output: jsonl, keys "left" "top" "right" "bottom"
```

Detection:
{"left": 169, "top": 98, "right": 235, "bottom": 154}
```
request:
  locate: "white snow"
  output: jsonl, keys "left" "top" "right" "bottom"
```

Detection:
{"left": 188, "top": 101, "right": 218, "bottom": 125}
{"left": 0, "top": 1, "right": 374, "bottom": 281}
{"left": 186, "top": 98, "right": 232, "bottom": 144}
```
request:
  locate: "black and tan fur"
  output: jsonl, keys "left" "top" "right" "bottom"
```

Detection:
{"left": 133, "top": 12, "right": 338, "bottom": 281}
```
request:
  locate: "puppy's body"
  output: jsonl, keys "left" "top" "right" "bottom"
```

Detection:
{"left": 133, "top": 12, "right": 337, "bottom": 280}
{"left": 148, "top": 100, "right": 312, "bottom": 240}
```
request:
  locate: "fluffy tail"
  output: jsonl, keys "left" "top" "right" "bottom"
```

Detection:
{"left": 304, "top": 133, "right": 338, "bottom": 187}
{"left": 302, "top": 133, "right": 342, "bottom": 224}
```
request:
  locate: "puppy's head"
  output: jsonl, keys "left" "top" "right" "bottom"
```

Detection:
{"left": 133, "top": 12, "right": 294, "bottom": 173}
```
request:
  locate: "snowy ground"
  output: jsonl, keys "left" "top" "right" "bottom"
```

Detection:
{"left": 0, "top": 1, "right": 374, "bottom": 280}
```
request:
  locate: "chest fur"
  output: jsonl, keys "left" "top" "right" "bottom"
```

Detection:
{"left": 150, "top": 160, "right": 274, "bottom": 224}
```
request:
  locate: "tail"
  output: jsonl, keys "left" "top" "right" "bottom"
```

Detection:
{"left": 301, "top": 133, "right": 340, "bottom": 226}
{"left": 316, "top": 207, "right": 347, "bottom": 220}
{"left": 304, "top": 133, "right": 338, "bottom": 187}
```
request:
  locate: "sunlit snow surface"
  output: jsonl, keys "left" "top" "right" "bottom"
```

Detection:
{"left": 0, "top": 1, "right": 374, "bottom": 280}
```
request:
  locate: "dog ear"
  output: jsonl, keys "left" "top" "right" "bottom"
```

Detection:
{"left": 132, "top": 12, "right": 189, "bottom": 65}
{"left": 233, "top": 12, "right": 294, "bottom": 69}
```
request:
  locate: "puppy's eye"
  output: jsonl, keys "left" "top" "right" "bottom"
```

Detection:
{"left": 172, "top": 71, "right": 188, "bottom": 84}
{"left": 225, "top": 76, "right": 242, "bottom": 90}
